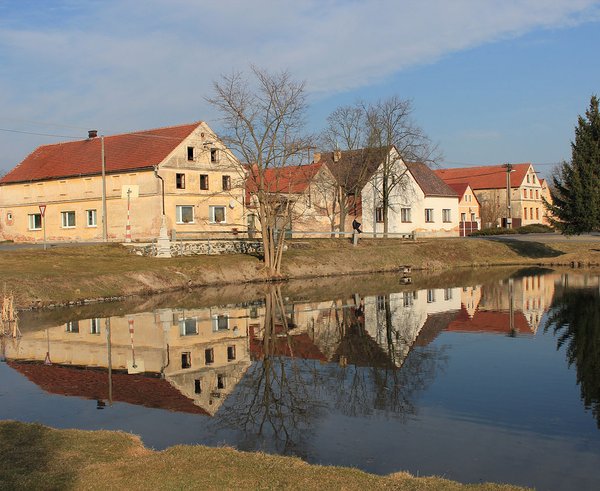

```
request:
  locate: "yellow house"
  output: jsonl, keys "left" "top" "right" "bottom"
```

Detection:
{"left": 0, "top": 122, "right": 246, "bottom": 243}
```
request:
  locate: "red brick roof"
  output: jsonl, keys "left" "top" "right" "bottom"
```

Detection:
{"left": 435, "top": 163, "right": 533, "bottom": 190}
{"left": 445, "top": 306, "right": 533, "bottom": 334}
{"left": 250, "top": 329, "right": 327, "bottom": 362}
{"left": 7, "top": 361, "right": 209, "bottom": 415}
{"left": 246, "top": 162, "right": 323, "bottom": 195}
{"left": 0, "top": 122, "right": 201, "bottom": 185}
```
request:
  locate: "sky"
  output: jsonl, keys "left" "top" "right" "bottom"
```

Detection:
{"left": 1, "top": 0, "right": 599, "bottom": 178}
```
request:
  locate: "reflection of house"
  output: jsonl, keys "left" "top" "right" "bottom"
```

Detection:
{"left": 436, "top": 163, "right": 545, "bottom": 228}
{"left": 316, "top": 148, "right": 460, "bottom": 237}
{"left": 445, "top": 307, "right": 533, "bottom": 335}
{"left": 0, "top": 122, "right": 245, "bottom": 242}
{"left": 5, "top": 305, "right": 252, "bottom": 415}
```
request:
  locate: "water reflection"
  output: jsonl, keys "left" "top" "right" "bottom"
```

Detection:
{"left": 545, "top": 281, "right": 600, "bottom": 427}
{"left": 3, "top": 270, "right": 600, "bottom": 441}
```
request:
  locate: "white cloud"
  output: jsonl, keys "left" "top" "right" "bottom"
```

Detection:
{"left": 0, "top": 0, "right": 599, "bottom": 171}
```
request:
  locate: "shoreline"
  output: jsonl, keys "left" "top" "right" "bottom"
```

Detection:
{"left": 1, "top": 236, "right": 599, "bottom": 310}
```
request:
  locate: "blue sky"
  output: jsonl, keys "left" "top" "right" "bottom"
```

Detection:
{"left": 1, "top": 0, "right": 599, "bottom": 178}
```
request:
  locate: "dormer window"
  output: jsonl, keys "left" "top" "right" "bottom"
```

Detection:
{"left": 187, "top": 146, "right": 194, "bottom": 161}
{"left": 210, "top": 148, "right": 218, "bottom": 163}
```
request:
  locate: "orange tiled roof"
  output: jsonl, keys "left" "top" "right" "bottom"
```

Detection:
{"left": 445, "top": 306, "right": 533, "bottom": 334}
{"left": 0, "top": 122, "right": 201, "bottom": 185}
{"left": 435, "top": 163, "right": 533, "bottom": 190}
{"left": 246, "top": 162, "right": 323, "bottom": 195}
{"left": 8, "top": 361, "right": 209, "bottom": 415}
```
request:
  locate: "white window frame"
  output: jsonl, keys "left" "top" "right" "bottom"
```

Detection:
{"left": 213, "top": 314, "right": 229, "bottom": 331}
{"left": 61, "top": 211, "right": 76, "bottom": 228}
{"left": 400, "top": 208, "right": 411, "bottom": 223}
{"left": 176, "top": 205, "right": 195, "bottom": 224}
{"left": 209, "top": 205, "right": 226, "bottom": 224}
{"left": 442, "top": 209, "right": 451, "bottom": 223}
{"left": 425, "top": 208, "right": 434, "bottom": 223}
{"left": 28, "top": 213, "right": 42, "bottom": 231}
{"left": 90, "top": 318, "right": 101, "bottom": 334}
{"left": 86, "top": 209, "right": 97, "bottom": 227}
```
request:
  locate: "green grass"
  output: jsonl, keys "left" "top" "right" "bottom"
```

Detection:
{"left": 0, "top": 421, "right": 528, "bottom": 491}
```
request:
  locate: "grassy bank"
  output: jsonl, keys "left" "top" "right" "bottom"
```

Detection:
{"left": 1, "top": 236, "right": 600, "bottom": 309}
{"left": 0, "top": 421, "right": 526, "bottom": 490}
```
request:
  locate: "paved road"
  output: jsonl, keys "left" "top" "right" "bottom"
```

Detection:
{"left": 474, "top": 232, "right": 600, "bottom": 243}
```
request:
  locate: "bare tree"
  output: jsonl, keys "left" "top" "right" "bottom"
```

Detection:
{"left": 364, "top": 96, "right": 440, "bottom": 235}
{"left": 321, "top": 96, "right": 439, "bottom": 236}
{"left": 207, "top": 66, "right": 311, "bottom": 277}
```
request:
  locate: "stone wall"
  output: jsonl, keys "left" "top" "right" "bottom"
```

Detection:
{"left": 127, "top": 239, "right": 264, "bottom": 257}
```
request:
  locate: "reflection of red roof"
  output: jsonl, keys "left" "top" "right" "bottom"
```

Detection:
{"left": 250, "top": 331, "right": 327, "bottom": 362}
{"left": 7, "top": 361, "right": 208, "bottom": 415}
{"left": 445, "top": 306, "right": 533, "bottom": 334}
{"left": 435, "top": 163, "right": 533, "bottom": 190}
{"left": 0, "top": 122, "right": 200, "bottom": 184}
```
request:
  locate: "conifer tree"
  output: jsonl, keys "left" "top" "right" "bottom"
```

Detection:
{"left": 548, "top": 96, "right": 600, "bottom": 234}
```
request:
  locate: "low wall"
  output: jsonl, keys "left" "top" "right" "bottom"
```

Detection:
{"left": 126, "top": 239, "right": 264, "bottom": 257}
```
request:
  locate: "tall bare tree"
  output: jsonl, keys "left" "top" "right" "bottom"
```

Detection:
{"left": 321, "top": 96, "right": 439, "bottom": 235}
{"left": 208, "top": 67, "right": 311, "bottom": 277}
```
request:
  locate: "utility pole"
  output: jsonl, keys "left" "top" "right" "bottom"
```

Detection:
{"left": 504, "top": 163, "right": 513, "bottom": 228}
{"left": 101, "top": 135, "right": 108, "bottom": 241}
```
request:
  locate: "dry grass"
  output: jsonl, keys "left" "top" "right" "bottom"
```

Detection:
{"left": 1, "top": 237, "right": 600, "bottom": 309}
{"left": 0, "top": 421, "right": 527, "bottom": 491}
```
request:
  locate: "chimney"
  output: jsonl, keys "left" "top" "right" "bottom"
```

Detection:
{"left": 333, "top": 150, "right": 342, "bottom": 162}
{"left": 88, "top": 130, "right": 98, "bottom": 139}
{"left": 313, "top": 152, "right": 321, "bottom": 163}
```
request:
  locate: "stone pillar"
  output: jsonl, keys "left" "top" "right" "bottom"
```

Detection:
{"left": 156, "top": 215, "right": 172, "bottom": 258}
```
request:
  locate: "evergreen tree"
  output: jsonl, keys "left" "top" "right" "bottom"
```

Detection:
{"left": 547, "top": 96, "right": 600, "bottom": 234}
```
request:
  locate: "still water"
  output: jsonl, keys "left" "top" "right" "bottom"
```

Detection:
{"left": 1, "top": 268, "right": 600, "bottom": 489}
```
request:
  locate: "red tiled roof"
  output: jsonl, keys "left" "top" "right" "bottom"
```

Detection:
{"left": 435, "top": 163, "right": 533, "bottom": 190}
{"left": 405, "top": 162, "right": 458, "bottom": 197}
{"left": 7, "top": 361, "right": 208, "bottom": 415}
{"left": 0, "top": 122, "right": 201, "bottom": 185}
{"left": 246, "top": 162, "right": 323, "bottom": 195}
{"left": 447, "top": 182, "right": 469, "bottom": 196}
{"left": 250, "top": 330, "right": 327, "bottom": 362}
{"left": 445, "top": 306, "right": 533, "bottom": 334}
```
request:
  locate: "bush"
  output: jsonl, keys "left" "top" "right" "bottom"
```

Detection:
{"left": 470, "top": 227, "right": 518, "bottom": 236}
{"left": 517, "top": 224, "right": 555, "bottom": 234}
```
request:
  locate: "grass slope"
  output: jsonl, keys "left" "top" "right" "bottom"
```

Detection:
{"left": 0, "top": 421, "right": 527, "bottom": 491}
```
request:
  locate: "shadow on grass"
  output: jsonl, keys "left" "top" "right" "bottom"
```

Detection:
{"left": 0, "top": 421, "right": 76, "bottom": 490}
{"left": 492, "top": 239, "right": 565, "bottom": 258}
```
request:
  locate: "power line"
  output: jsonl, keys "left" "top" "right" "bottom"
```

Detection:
{"left": 0, "top": 127, "right": 81, "bottom": 139}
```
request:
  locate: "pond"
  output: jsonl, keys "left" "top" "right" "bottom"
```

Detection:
{"left": 1, "top": 268, "right": 600, "bottom": 490}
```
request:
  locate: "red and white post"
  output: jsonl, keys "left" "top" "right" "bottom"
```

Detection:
{"left": 125, "top": 188, "right": 132, "bottom": 243}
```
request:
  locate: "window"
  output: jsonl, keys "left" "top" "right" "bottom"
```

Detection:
{"left": 375, "top": 207, "right": 384, "bottom": 223}
{"left": 194, "top": 379, "right": 202, "bottom": 394}
{"left": 227, "top": 345, "right": 236, "bottom": 361}
{"left": 86, "top": 209, "right": 97, "bottom": 227}
{"left": 217, "top": 374, "right": 226, "bottom": 389}
{"left": 66, "top": 320, "right": 79, "bottom": 333}
{"left": 425, "top": 208, "right": 434, "bottom": 223}
{"left": 176, "top": 205, "right": 194, "bottom": 224}
{"left": 213, "top": 314, "right": 229, "bottom": 331}
{"left": 376, "top": 295, "right": 386, "bottom": 311}
{"left": 461, "top": 213, "right": 466, "bottom": 222}
{"left": 222, "top": 175, "right": 231, "bottom": 191}
{"left": 90, "top": 318, "right": 101, "bottom": 335}
{"left": 471, "top": 213, "right": 476, "bottom": 222}
{"left": 524, "top": 208, "right": 528, "bottom": 219}
{"left": 403, "top": 292, "right": 413, "bottom": 307}
{"left": 523, "top": 189, "right": 527, "bottom": 199}
{"left": 210, "top": 206, "right": 226, "bottom": 223}
{"left": 527, "top": 174, "right": 530, "bottom": 183}
{"left": 444, "top": 289, "right": 453, "bottom": 301}
{"left": 535, "top": 190, "right": 539, "bottom": 199}
{"left": 28, "top": 213, "right": 42, "bottom": 231}
{"left": 180, "top": 317, "right": 198, "bottom": 336}
{"left": 181, "top": 352, "right": 192, "bottom": 369}
{"left": 536, "top": 208, "right": 539, "bottom": 220}
{"left": 210, "top": 148, "right": 218, "bottom": 163}
{"left": 187, "top": 146, "right": 194, "bottom": 161}
{"left": 401, "top": 208, "right": 411, "bottom": 223}
{"left": 204, "top": 348, "right": 214, "bottom": 365}
{"left": 176, "top": 173, "right": 186, "bottom": 189}
{"left": 61, "top": 211, "right": 76, "bottom": 228}
{"left": 442, "top": 209, "right": 451, "bottom": 223}
{"left": 200, "top": 174, "right": 209, "bottom": 190}
{"left": 427, "top": 290, "right": 436, "bottom": 303}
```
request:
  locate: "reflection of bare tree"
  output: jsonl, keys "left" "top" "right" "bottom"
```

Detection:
{"left": 544, "top": 287, "right": 600, "bottom": 427}
{"left": 214, "top": 285, "right": 323, "bottom": 456}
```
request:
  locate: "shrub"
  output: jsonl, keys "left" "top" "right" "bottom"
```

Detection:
{"left": 517, "top": 224, "right": 555, "bottom": 234}
{"left": 470, "top": 227, "right": 518, "bottom": 236}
